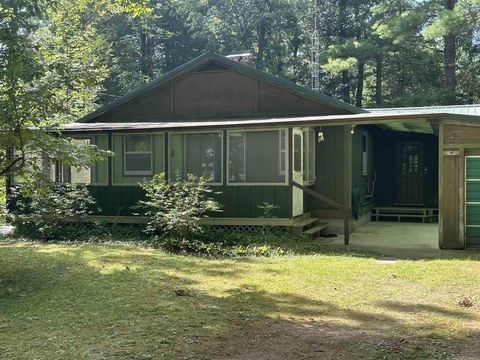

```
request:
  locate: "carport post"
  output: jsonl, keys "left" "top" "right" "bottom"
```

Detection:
{"left": 344, "top": 125, "right": 352, "bottom": 245}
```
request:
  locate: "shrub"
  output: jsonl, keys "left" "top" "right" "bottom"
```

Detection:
{"left": 138, "top": 173, "right": 221, "bottom": 240}
{"left": 9, "top": 183, "right": 98, "bottom": 240}
{"left": 151, "top": 228, "right": 289, "bottom": 257}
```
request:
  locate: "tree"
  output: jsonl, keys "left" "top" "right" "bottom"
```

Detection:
{"left": 0, "top": 0, "right": 109, "bottom": 187}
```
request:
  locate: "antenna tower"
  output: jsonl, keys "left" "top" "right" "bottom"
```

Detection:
{"left": 311, "top": 0, "right": 320, "bottom": 92}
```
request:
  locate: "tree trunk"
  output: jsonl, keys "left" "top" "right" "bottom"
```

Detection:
{"left": 375, "top": 57, "right": 382, "bottom": 106}
{"left": 139, "top": 27, "right": 154, "bottom": 78}
{"left": 356, "top": 61, "right": 364, "bottom": 108}
{"left": 444, "top": 0, "right": 457, "bottom": 104}
{"left": 257, "top": 20, "right": 267, "bottom": 69}
{"left": 338, "top": 0, "right": 350, "bottom": 103}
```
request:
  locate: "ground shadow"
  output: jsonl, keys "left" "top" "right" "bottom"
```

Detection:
{"left": 0, "top": 243, "right": 479, "bottom": 359}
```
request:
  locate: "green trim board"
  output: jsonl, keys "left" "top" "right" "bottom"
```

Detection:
{"left": 78, "top": 53, "right": 364, "bottom": 123}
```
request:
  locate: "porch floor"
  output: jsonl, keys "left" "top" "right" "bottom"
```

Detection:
{"left": 330, "top": 222, "right": 440, "bottom": 257}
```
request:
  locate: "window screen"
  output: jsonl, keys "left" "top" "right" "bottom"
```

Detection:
{"left": 294, "top": 133, "right": 302, "bottom": 173}
{"left": 60, "top": 139, "right": 92, "bottom": 184}
{"left": 228, "top": 129, "right": 287, "bottom": 184}
{"left": 303, "top": 129, "right": 316, "bottom": 183}
{"left": 169, "top": 132, "right": 222, "bottom": 183}
{"left": 124, "top": 135, "right": 153, "bottom": 175}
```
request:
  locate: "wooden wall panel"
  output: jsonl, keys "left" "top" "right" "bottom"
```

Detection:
{"left": 313, "top": 126, "right": 345, "bottom": 210}
{"left": 441, "top": 151, "right": 462, "bottom": 249}
{"left": 258, "top": 82, "right": 339, "bottom": 115}
{"left": 444, "top": 124, "right": 480, "bottom": 146}
{"left": 94, "top": 66, "right": 351, "bottom": 122}
{"left": 88, "top": 185, "right": 290, "bottom": 218}
{"left": 174, "top": 71, "right": 257, "bottom": 117}
{"left": 102, "top": 87, "right": 171, "bottom": 122}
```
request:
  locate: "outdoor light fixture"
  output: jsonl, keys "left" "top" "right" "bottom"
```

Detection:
{"left": 351, "top": 125, "right": 356, "bottom": 134}
{"left": 317, "top": 127, "right": 325, "bottom": 142}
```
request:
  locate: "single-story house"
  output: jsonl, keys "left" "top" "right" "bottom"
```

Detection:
{"left": 10, "top": 53, "right": 480, "bottom": 249}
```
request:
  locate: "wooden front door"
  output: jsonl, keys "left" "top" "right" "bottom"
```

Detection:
{"left": 396, "top": 142, "right": 424, "bottom": 205}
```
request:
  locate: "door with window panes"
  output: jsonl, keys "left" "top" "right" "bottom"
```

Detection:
{"left": 292, "top": 129, "right": 304, "bottom": 217}
{"left": 396, "top": 142, "right": 424, "bottom": 205}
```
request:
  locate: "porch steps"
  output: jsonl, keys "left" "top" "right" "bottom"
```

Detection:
{"left": 293, "top": 217, "right": 319, "bottom": 228}
{"left": 291, "top": 217, "right": 328, "bottom": 238}
{"left": 303, "top": 224, "right": 328, "bottom": 238}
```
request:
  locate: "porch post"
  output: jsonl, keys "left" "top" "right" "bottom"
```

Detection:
{"left": 164, "top": 131, "right": 169, "bottom": 180}
{"left": 107, "top": 132, "right": 113, "bottom": 186}
{"left": 343, "top": 125, "right": 352, "bottom": 245}
{"left": 287, "top": 127, "right": 293, "bottom": 218}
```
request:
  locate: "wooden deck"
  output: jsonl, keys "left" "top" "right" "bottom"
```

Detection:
{"left": 372, "top": 207, "right": 438, "bottom": 223}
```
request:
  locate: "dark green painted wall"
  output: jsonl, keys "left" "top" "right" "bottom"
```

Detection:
{"left": 88, "top": 185, "right": 290, "bottom": 218}
{"left": 351, "top": 126, "right": 375, "bottom": 210}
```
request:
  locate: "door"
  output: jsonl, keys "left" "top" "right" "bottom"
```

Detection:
{"left": 465, "top": 156, "right": 480, "bottom": 247}
{"left": 396, "top": 142, "right": 424, "bottom": 205}
{"left": 292, "top": 129, "right": 304, "bottom": 217}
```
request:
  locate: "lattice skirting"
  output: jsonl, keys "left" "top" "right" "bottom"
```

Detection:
{"left": 207, "top": 224, "right": 289, "bottom": 234}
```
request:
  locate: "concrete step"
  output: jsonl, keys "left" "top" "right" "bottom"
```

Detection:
{"left": 303, "top": 224, "right": 327, "bottom": 238}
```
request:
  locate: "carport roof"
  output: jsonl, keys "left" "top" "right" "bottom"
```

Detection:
{"left": 55, "top": 112, "right": 480, "bottom": 134}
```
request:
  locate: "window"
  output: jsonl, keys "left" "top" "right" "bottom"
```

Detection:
{"left": 294, "top": 133, "right": 302, "bottom": 173}
{"left": 303, "top": 128, "right": 316, "bottom": 183}
{"left": 60, "top": 139, "right": 92, "bottom": 184}
{"left": 124, "top": 134, "right": 153, "bottom": 176}
{"left": 362, "top": 132, "right": 368, "bottom": 176}
{"left": 228, "top": 129, "right": 287, "bottom": 185}
{"left": 169, "top": 132, "right": 222, "bottom": 184}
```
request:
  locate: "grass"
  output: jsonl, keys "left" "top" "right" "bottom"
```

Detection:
{"left": 0, "top": 241, "right": 479, "bottom": 359}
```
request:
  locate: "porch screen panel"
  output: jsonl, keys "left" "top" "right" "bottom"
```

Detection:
{"left": 61, "top": 139, "right": 92, "bottom": 185}
{"left": 91, "top": 134, "right": 108, "bottom": 184}
{"left": 229, "top": 130, "right": 286, "bottom": 184}
{"left": 169, "top": 132, "right": 222, "bottom": 184}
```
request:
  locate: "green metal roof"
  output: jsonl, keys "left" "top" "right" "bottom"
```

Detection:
{"left": 79, "top": 53, "right": 365, "bottom": 123}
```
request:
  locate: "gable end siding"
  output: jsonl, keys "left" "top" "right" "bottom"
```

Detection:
{"left": 91, "top": 67, "right": 351, "bottom": 122}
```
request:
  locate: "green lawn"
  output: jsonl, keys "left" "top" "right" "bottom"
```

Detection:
{"left": 0, "top": 241, "right": 479, "bottom": 359}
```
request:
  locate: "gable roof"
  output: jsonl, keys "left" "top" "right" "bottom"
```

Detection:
{"left": 79, "top": 53, "right": 366, "bottom": 123}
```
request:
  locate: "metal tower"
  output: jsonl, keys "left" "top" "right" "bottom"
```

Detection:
{"left": 311, "top": 0, "right": 320, "bottom": 92}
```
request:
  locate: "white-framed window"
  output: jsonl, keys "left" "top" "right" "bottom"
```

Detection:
{"left": 303, "top": 128, "right": 316, "bottom": 184}
{"left": 169, "top": 131, "right": 223, "bottom": 184}
{"left": 362, "top": 132, "right": 368, "bottom": 176}
{"left": 228, "top": 128, "right": 288, "bottom": 185}
{"left": 123, "top": 134, "right": 153, "bottom": 176}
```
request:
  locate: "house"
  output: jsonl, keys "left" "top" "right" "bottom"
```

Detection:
{"left": 18, "top": 53, "right": 480, "bottom": 249}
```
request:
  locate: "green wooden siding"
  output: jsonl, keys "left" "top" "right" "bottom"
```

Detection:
{"left": 465, "top": 157, "right": 480, "bottom": 247}
{"left": 88, "top": 185, "right": 290, "bottom": 218}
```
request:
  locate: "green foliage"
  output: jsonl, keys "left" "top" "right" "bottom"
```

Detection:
{"left": 257, "top": 202, "right": 280, "bottom": 239}
{"left": 0, "top": 0, "right": 111, "bottom": 187}
{"left": 138, "top": 173, "right": 221, "bottom": 240}
{"left": 151, "top": 228, "right": 290, "bottom": 257}
{"left": 9, "top": 184, "right": 98, "bottom": 240}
